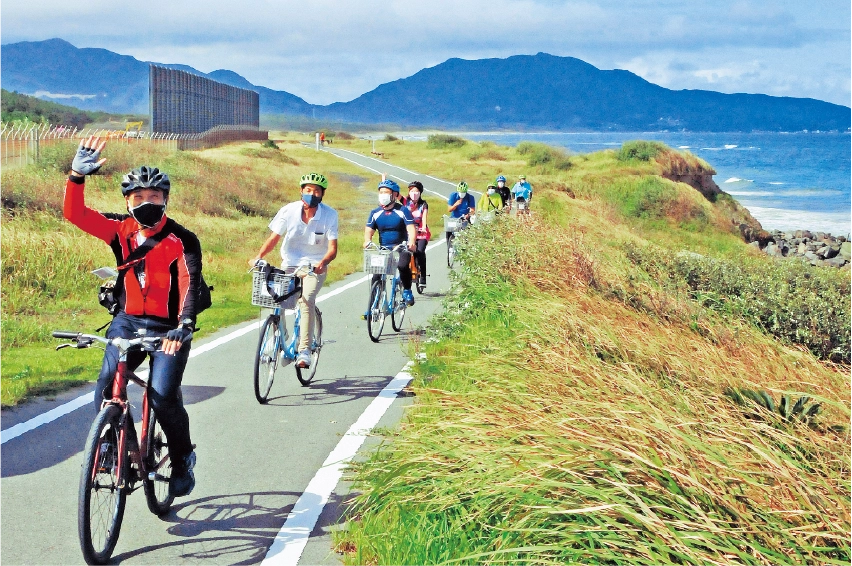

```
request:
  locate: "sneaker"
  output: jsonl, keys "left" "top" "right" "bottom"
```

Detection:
{"left": 419, "top": 273, "right": 427, "bottom": 287}
{"left": 170, "top": 451, "right": 196, "bottom": 498}
{"left": 296, "top": 349, "right": 312, "bottom": 368}
{"left": 402, "top": 289, "right": 415, "bottom": 306}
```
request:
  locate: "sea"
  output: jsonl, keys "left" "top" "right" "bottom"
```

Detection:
{"left": 456, "top": 132, "right": 851, "bottom": 238}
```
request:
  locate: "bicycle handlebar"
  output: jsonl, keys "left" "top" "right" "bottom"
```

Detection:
{"left": 364, "top": 242, "right": 408, "bottom": 252}
{"left": 51, "top": 331, "right": 190, "bottom": 352}
{"left": 250, "top": 259, "right": 314, "bottom": 274}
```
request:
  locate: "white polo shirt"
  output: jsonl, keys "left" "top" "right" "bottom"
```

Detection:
{"left": 268, "top": 201, "right": 339, "bottom": 268}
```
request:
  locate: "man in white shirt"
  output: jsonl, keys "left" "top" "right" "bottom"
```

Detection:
{"left": 250, "top": 173, "right": 338, "bottom": 368}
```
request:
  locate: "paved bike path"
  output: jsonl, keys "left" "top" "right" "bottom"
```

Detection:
{"left": 1, "top": 149, "right": 457, "bottom": 565}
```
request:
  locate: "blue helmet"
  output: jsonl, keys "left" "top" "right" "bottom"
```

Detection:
{"left": 378, "top": 179, "right": 400, "bottom": 193}
{"left": 496, "top": 175, "right": 506, "bottom": 183}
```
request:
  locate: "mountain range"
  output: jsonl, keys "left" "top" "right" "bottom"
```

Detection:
{"left": 2, "top": 38, "right": 849, "bottom": 132}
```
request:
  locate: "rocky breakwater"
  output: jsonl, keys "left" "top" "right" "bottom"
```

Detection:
{"left": 751, "top": 230, "right": 851, "bottom": 268}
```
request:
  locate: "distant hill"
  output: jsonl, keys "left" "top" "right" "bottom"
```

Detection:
{"left": 321, "top": 53, "right": 851, "bottom": 132}
{"left": 2, "top": 40, "right": 849, "bottom": 132}
{"left": 0, "top": 38, "right": 311, "bottom": 116}
{"left": 0, "top": 89, "right": 133, "bottom": 128}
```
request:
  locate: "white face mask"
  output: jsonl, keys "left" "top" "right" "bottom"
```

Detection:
{"left": 497, "top": 182, "right": 505, "bottom": 188}
{"left": 409, "top": 191, "right": 421, "bottom": 201}
{"left": 487, "top": 188, "right": 495, "bottom": 195}
{"left": 378, "top": 193, "right": 393, "bottom": 206}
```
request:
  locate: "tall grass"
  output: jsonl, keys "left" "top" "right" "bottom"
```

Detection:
{"left": 336, "top": 213, "right": 850, "bottom": 565}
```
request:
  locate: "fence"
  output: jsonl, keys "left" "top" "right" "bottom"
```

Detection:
{"left": 1, "top": 123, "right": 269, "bottom": 169}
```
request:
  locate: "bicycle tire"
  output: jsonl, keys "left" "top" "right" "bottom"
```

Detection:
{"left": 254, "top": 315, "right": 280, "bottom": 404}
{"left": 367, "top": 279, "right": 385, "bottom": 343}
{"left": 391, "top": 279, "right": 406, "bottom": 331}
{"left": 78, "top": 403, "right": 126, "bottom": 565}
{"left": 447, "top": 238, "right": 455, "bottom": 268}
{"left": 143, "top": 406, "right": 174, "bottom": 515}
{"left": 296, "top": 307, "right": 323, "bottom": 386}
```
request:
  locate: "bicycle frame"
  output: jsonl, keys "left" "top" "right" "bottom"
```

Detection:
{"left": 267, "top": 306, "right": 303, "bottom": 364}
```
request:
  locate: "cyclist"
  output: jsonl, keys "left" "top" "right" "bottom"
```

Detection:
{"left": 249, "top": 173, "right": 339, "bottom": 368}
{"left": 364, "top": 179, "right": 417, "bottom": 306}
{"left": 446, "top": 180, "right": 476, "bottom": 241}
{"left": 512, "top": 174, "right": 533, "bottom": 214}
{"left": 405, "top": 181, "right": 430, "bottom": 289}
{"left": 63, "top": 136, "right": 199, "bottom": 497}
{"left": 479, "top": 183, "right": 503, "bottom": 214}
{"left": 495, "top": 175, "right": 511, "bottom": 209}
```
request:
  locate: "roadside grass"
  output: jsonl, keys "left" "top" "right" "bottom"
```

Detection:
{"left": 1, "top": 134, "right": 378, "bottom": 406}
{"left": 336, "top": 209, "right": 851, "bottom": 565}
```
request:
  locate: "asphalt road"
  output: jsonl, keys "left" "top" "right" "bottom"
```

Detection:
{"left": 1, "top": 147, "right": 459, "bottom": 565}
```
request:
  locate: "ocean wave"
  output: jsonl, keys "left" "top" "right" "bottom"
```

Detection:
{"left": 678, "top": 145, "right": 691, "bottom": 149}
{"left": 746, "top": 206, "right": 851, "bottom": 236}
{"left": 768, "top": 182, "right": 784, "bottom": 185}
{"left": 724, "top": 144, "right": 738, "bottom": 149}
{"left": 724, "top": 177, "right": 754, "bottom": 183}
{"left": 726, "top": 191, "right": 774, "bottom": 196}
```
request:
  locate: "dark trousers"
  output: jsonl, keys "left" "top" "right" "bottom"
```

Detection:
{"left": 372, "top": 249, "right": 412, "bottom": 290}
{"left": 413, "top": 239, "right": 427, "bottom": 280}
{"left": 95, "top": 313, "right": 193, "bottom": 460}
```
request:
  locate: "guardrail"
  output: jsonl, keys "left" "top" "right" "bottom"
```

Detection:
{"left": 1, "top": 123, "right": 268, "bottom": 169}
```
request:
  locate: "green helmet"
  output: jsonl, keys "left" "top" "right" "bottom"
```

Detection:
{"left": 300, "top": 172, "right": 328, "bottom": 190}
{"left": 456, "top": 181, "right": 469, "bottom": 192}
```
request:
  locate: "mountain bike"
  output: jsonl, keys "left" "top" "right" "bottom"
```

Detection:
{"left": 363, "top": 242, "right": 408, "bottom": 342}
{"left": 251, "top": 261, "right": 324, "bottom": 403}
{"left": 443, "top": 214, "right": 469, "bottom": 268}
{"left": 53, "top": 330, "right": 191, "bottom": 565}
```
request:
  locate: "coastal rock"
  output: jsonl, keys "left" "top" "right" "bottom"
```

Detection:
{"left": 840, "top": 242, "right": 851, "bottom": 260}
{"left": 826, "top": 256, "right": 847, "bottom": 268}
{"left": 797, "top": 242, "right": 807, "bottom": 255}
{"left": 804, "top": 251, "right": 819, "bottom": 262}
{"left": 824, "top": 246, "right": 840, "bottom": 260}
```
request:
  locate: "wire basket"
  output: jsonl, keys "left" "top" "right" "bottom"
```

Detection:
{"left": 251, "top": 269, "right": 300, "bottom": 309}
{"left": 363, "top": 248, "right": 399, "bottom": 275}
{"left": 444, "top": 216, "right": 464, "bottom": 233}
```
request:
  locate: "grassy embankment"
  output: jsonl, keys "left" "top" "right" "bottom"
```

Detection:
{"left": 328, "top": 136, "right": 850, "bottom": 564}
{"left": 1, "top": 133, "right": 377, "bottom": 406}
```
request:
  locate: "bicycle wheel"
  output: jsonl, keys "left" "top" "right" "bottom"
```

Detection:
{"left": 254, "top": 315, "right": 280, "bottom": 404}
{"left": 367, "top": 279, "right": 386, "bottom": 343}
{"left": 79, "top": 404, "right": 126, "bottom": 565}
{"left": 296, "top": 307, "right": 323, "bottom": 386}
{"left": 143, "top": 406, "right": 174, "bottom": 515}
{"left": 447, "top": 236, "right": 455, "bottom": 268}
{"left": 391, "top": 279, "right": 407, "bottom": 331}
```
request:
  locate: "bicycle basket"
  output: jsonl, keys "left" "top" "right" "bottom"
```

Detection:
{"left": 444, "top": 216, "right": 463, "bottom": 232}
{"left": 363, "top": 248, "right": 399, "bottom": 275}
{"left": 251, "top": 268, "right": 300, "bottom": 309}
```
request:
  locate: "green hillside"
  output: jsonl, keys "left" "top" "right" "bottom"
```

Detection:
{"left": 326, "top": 136, "right": 850, "bottom": 564}
{"left": 1, "top": 89, "right": 137, "bottom": 128}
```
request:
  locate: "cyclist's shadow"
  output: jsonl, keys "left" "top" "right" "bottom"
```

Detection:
{"left": 111, "top": 489, "right": 346, "bottom": 565}
{"left": 261, "top": 373, "right": 395, "bottom": 407}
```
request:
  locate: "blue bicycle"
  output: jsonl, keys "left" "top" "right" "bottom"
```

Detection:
{"left": 251, "top": 261, "right": 323, "bottom": 403}
{"left": 363, "top": 243, "right": 408, "bottom": 342}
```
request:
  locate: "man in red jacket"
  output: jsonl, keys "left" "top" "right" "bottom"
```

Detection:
{"left": 64, "top": 136, "right": 200, "bottom": 497}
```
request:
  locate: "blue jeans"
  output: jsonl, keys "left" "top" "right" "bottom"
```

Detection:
{"left": 94, "top": 313, "right": 193, "bottom": 460}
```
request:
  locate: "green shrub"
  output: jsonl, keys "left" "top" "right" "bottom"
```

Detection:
{"left": 626, "top": 243, "right": 852, "bottom": 362}
{"left": 336, "top": 131, "right": 356, "bottom": 140}
{"left": 384, "top": 134, "right": 399, "bottom": 142}
{"left": 515, "top": 141, "right": 571, "bottom": 171}
{"left": 261, "top": 139, "right": 279, "bottom": 149}
{"left": 427, "top": 134, "right": 467, "bottom": 149}
{"left": 618, "top": 140, "right": 668, "bottom": 162}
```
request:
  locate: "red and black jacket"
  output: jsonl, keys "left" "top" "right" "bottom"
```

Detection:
{"left": 64, "top": 178, "right": 202, "bottom": 326}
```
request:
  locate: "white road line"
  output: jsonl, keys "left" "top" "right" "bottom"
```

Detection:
{"left": 261, "top": 364, "right": 415, "bottom": 566}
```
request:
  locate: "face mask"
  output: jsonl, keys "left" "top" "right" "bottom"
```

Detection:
{"left": 128, "top": 201, "right": 166, "bottom": 228}
{"left": 487, "top": 188, "right": 495, "bottom": 195}
{"left": 459, "top": 189, "right": 467, "bottom": 195}
{"left": 497, "top": 182, "right": 505, "bottom": 188}
{"left": 378, "top": 193, "right": 393, "bottom": 206}
{"left": 409, "top": 191, "right": 421, "bottom": 201}
{"left": 302, "top": 193, "right": 322, "bottom": 208}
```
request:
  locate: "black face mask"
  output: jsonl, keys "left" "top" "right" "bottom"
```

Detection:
{"left": 128, "top": 202, "right": 166, "bottom": 228}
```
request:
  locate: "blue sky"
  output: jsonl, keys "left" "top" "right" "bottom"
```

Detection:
{"left": 2, "top": 0, "right": 850, "bottom": 106}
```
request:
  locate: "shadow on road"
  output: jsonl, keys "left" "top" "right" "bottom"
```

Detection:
{"left": 1, "top": 384, "right": 226, "bottom": 478}
{"left": 110, "top": 490, "right": 348, "bottom": 565}
{"left": 262, "top": 374, "right": 394, "bottom": 407}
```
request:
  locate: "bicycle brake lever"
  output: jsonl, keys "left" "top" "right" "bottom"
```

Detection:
{"left": 55, "top": 343, "right": 73, "bottom": 351}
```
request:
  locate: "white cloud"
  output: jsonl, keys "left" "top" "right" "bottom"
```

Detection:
{"left": 2, "top": 0, "right": 849, "bottom": 105}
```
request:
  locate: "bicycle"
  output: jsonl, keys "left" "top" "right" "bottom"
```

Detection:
{"left": 363, "top": 242, "right": 408, "bottom": 342}
{"left": 53, "top": 330, "right": 190, "bottom": 565}
{"left": 443, "top": 214, "right": 469, "bottom": 268}
{"left": 251, "top": 261, "right": 324, "bottom": 403}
